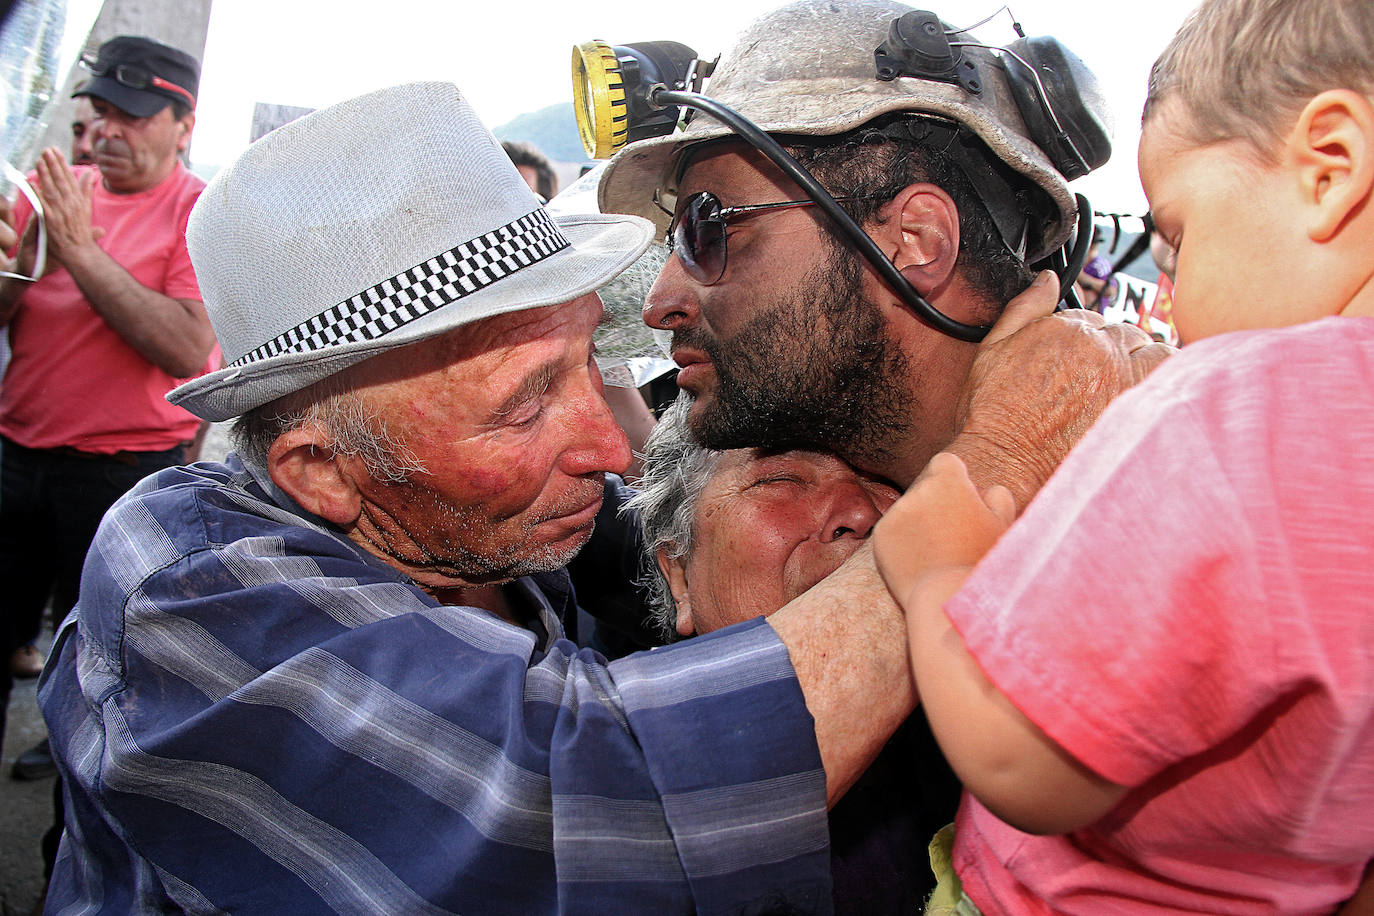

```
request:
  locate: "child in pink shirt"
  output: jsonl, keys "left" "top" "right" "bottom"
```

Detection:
{"left": 873, "top": 0, "right": 1374, "bottom": 912}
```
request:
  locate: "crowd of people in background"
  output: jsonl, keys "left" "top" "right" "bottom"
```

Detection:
{"left": 0, "top": 0, "right": 1370, "bottom": 912}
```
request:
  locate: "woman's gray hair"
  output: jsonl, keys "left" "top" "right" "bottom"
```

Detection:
{"left": 231, "top": 372, "right": 427, "bottom": 484}
{"left": 623, "top": 398, "right": 721, "bottom": 639}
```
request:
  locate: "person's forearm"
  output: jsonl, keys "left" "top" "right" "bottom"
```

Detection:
{"left": 768, "top": 542, "right": 915, "bottom": 807}
{"left": 946, "top": 429, "right": 1059, "bottom": 512}
{"left": 906, "top": 566, "right": 1126, "bottom": 834}
{"left": 60, "top": 241, "right": 214, "bottom": 376}
{"left": 601, "top": 383, "right": 656, "bottom": 483}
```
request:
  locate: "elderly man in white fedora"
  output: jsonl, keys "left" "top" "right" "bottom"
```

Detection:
{"left": 34, "top": 80, "right": 927, "bottom": 914}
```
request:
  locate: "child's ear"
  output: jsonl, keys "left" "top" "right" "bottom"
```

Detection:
{"left": 1290, "top": 89, "right": 1374, "bottom": 242}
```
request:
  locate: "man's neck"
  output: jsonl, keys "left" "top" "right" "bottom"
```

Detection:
{"left": 343, "top": 527, "right": 529, "bottom": 627}
{"left": 868, "top": 294, "right": 982, "bottom": 487}
{"left": 425, "top": 582, "right": 521, "bottom": 625}
{"left": 844, "top": 384, "right": 963, "bottom": 489}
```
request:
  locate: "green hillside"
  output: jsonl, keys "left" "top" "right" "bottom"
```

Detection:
{"left": 493, "top": 102, "right": 587, "bottom": 164}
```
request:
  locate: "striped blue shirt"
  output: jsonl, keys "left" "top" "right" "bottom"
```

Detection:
{"left": 39, "top": 457, "right": 831, "bottom": 914}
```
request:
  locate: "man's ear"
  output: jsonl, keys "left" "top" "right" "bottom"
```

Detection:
{"left": 176, "top": 111, "right": 196, "bottom": 153}
{"left": 656, "top": 547, "right": 695, "bottom": 637}
{"left": 267, "top": 421, "right": 364, "bottom": 526}
{"left": 883, "top": 183, "right": 962, "bottom": 295}
{"left": 1291, "top": 89, "right": 1374, "bottom": 242}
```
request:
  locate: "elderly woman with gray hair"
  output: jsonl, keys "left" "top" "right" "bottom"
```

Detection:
{"left": 627, "top": 400, "right": 961, "bottom": 912}
{"left": 630, "top": 399, "right": 903, "bottom": 639}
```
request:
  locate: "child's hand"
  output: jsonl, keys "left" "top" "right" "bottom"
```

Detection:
{"left": 873, "top": 452, "right": 1015, "bottom": 607}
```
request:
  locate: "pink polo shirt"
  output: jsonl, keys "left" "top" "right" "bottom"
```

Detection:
{"left": 947, "top": 318, "right": 1374, "bottom": 913}
{"left": 0, "top": 162, "right": 211, "bottom": 453}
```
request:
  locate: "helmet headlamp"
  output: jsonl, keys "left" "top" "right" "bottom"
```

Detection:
{"left": 573, "top": 40, "right": 709, "bottom": 159}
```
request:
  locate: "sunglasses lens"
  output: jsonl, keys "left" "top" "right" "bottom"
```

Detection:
{"left": 673, "top": 193, "right": 727, "bottom": 285}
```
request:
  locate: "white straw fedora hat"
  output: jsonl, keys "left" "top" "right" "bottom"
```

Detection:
{"left": 170, "top": 81, "right": 654, "bottom": 421}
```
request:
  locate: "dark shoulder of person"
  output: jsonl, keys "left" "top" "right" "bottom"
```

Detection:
{"left": 828, "top": 708, "right": 962, "bottom": 913}
{"left": 565, "top": 473, "right": 664, "bottom": 658}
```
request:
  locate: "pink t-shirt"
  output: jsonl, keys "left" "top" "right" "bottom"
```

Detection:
{"left": 946, "top": 317, "right": 1374, "bottom": 914}
{"left": 0, "top": 163, "right": 210, "bottom": 453}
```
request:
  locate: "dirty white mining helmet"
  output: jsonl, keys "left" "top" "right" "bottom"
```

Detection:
{"left": 578, "top": 0, "right": 1113, "bottom": 340}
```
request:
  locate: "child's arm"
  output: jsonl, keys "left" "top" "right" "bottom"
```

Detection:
{"left": 905, "top": 567, "right": 1128, "bottom": 834}
{"left": 873, "top": 453, "right": 1128, "bottom": 835}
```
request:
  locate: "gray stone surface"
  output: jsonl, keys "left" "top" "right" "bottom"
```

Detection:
{"left": 1, "top": 633, "right": 55, "bottom": 916}
{"left": 31, "top": 0, "right": 214, "bottom": 171}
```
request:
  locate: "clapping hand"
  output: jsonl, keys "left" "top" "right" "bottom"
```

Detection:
{"left": 33, "top": 148, "right": 104, "bottom": 266}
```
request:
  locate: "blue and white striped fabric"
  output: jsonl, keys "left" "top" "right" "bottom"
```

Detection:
{"left": 39, "top": 457, "right": 831, "bottom": 914}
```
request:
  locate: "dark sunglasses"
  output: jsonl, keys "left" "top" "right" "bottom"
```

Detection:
{"left": 80, "top": 57, "right": 196, "bottom": 108}
{"left": 668, "top": 190, "right": 881, "bottom": 285}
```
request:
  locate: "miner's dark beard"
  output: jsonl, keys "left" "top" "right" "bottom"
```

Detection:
{"left": 679, "top": 246, "right": 913, "bottom": 466}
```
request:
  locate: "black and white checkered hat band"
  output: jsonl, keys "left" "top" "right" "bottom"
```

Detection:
{"left": 230, "top": 209, "right": 570, "bottom": 368}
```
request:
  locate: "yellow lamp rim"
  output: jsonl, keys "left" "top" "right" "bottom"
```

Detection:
{"left": 572, "top": 40, "right": 629, "bottom": 159}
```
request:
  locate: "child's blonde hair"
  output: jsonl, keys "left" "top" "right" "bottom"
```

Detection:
{"left": 1144, "top": 0, "right": 1374, "bottom": 161}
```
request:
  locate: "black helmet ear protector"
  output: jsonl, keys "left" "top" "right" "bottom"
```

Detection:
{"left": 574, "top": 9, "right": 1110, "bottom": 342}
{"left": 871, "top": 11, "right": 1112, "bottom": 323}
{"left": 1002, "top": 36, "right": 1112, "bottom": 182}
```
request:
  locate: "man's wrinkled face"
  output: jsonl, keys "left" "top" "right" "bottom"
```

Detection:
{"left": 89, "top": 97, "right": 191, "bottom": 193}
{"left": 643, "top": 145, "right": 912, "bottom": 467}
{"left": 660, "top": 448, "right": 899, "bottom": 635}
{"left": 346, "top": 295, "right": 632, "bottom": 587}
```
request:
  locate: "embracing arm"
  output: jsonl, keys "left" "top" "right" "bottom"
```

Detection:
{"left": 947, "top": 270, "right": 1172, "bottom": 509}
{"left": 771, "top": 498, "right": 1124, "bottom": 824}
{"left": 768, "top": 541, "right": 914, "bottom": 807}
{"left": 873, "top": 452, "right": 1126, "bottom": 833}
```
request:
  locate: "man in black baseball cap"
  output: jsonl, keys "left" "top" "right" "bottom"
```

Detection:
{"left": 75, "top": 34, "right": 199, "bottom": 118}
{"left": 0, "top": 32, "right": 215, "bottom": 867}
{"left": 69, "top": 35, "right": 199, "bottom": 195}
